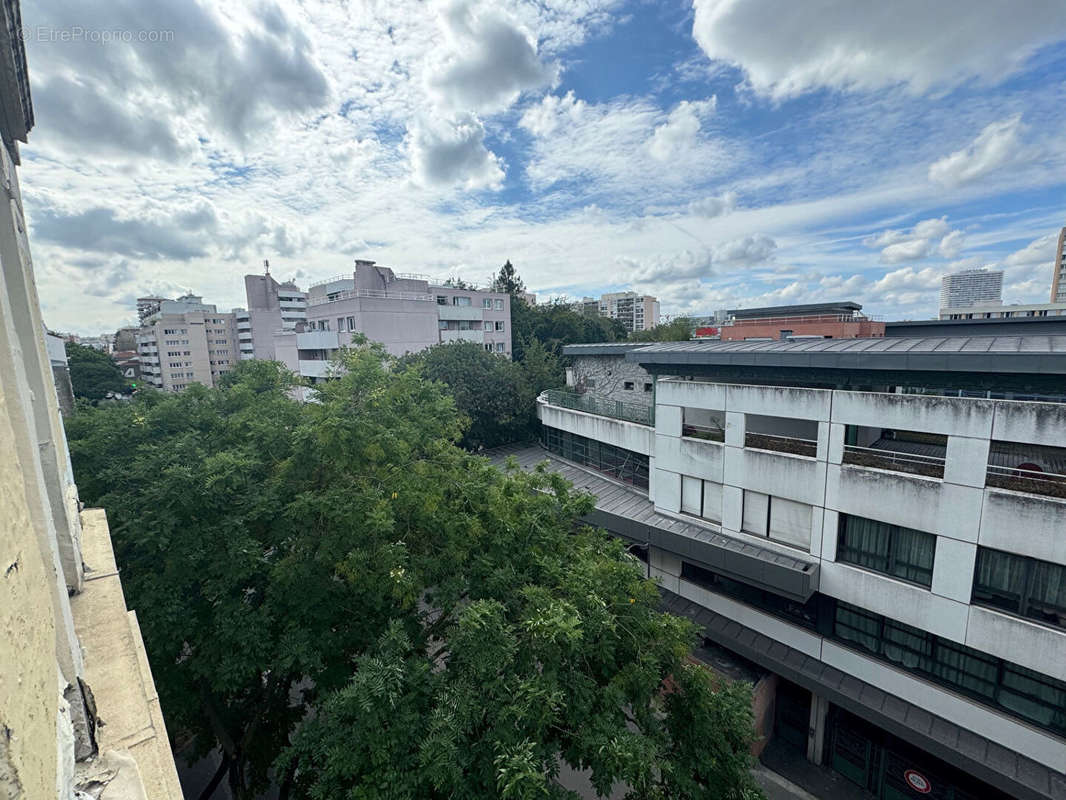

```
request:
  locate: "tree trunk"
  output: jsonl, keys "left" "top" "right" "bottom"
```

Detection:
{"left": 197, "top": 752, "right": 231, "bottom": 800}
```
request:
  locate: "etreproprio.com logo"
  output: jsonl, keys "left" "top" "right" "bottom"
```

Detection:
{"left": 23, "top": 26, "right": 175, "bottom": 44}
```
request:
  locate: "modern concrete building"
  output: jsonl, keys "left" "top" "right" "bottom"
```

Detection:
{"left": 0, "top": 6, "right": 181, "bottom": 794}
{"left": 505, "top": 336, "right": 1066, "bottom": 800}
{"left": 939, "top": 301, "right": 1066, "bottom": 321}
{"left": 1050, "top": 226, "right": 1066, "bottom": 303}
{"left": 887, "top": 315, "right": 1066, "bottom": 337}
{"left": 273, "top": 260, "right": 511, "bottom": 383}
{"left": 136, "top": 295, "right": 238, "bottom": 391}
{"left": 596, "top": 291, "right": 660, "bottom": 332}
{"left": 718, "top": 301, "right": 885, "bottom": 341}
{"left": 940, "top": 269, "right": 1003, "bottom": 311}
{"left": 236, "top": 263, "right": 308, "bottom": 361}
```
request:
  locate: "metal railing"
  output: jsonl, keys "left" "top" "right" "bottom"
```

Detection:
{"left": 843, "top": 444, "right": 946, "bottom": 478}
{"left": 986, "top": 465, "right": 1066, "bottom": 500}
{"left": 745, "top": 432, "right": 818, "bottom": 458}
{"left": 307, "top": 288, "right": 436, "bottom": 306}
{"left": 542, "top": 390, "right": 653, "bottom": 426}
{"left": 682, "top": 423, "right": 725, "bottom": 443}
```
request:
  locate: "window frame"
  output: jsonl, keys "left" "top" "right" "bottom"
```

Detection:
{"left": 836, "top": 514, "right": 935, "bottom": 587}
{"left": 972, "top": 547, "right": 1066, "bottom": 632}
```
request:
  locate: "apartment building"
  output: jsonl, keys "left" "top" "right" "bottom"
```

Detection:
{"left": 598, "top": 291, "right": 660, "bottom": 332}
{"left": 273, "top": 260, "right": 511, "bottom": 382}
{"left": 136, "top": 294, "right": 238, "bottom": 391}
{"left": 718, "top": 301, "right": 885, "bottom": 341}
{"left": 940, "top": 301, "right": 1066, "bottom": 321}
{"left": 940, "top": 268, "right": 1003, "bottom": 311}
{"left": 0, "top": 6, "right": 181, "bottom": 794}
{"left": 1050, "top": 226, "right": 1066, "bottom": 303}
{"left": 236, "top": 265, "right": 308, "bottom": 361}
{"left": 505, "top": 336, "right": 1066, "bottom": 800}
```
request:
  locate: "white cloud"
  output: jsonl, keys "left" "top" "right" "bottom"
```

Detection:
{"left": 928, "top": 115, "right": 1033, "bottom": 186}
{"left": 863, "top": 217, "right": 964, "bottom": 263}
{"left": 691, "top": 0, "right": 1066, "bottom": 99}
{"left": 408, "top": 113, "right": 505, "bottom": 190}
{"left": 426, "top": 0, "right": 559, "bottom": 113}
{"left": 1005, "top": 233, "right": 1058, "bottom": 266}
{"left": 620, "top": 233, "right": 775, "bottom": 282}
{"left": 647, "top": 98, "right": 716, "bottom": 162}
{"left": 687, "top": 191, "right": 737, "bottom": 218}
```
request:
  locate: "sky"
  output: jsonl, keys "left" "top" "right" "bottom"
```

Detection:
{"left": 18, "top": 0, "right": 1066, "bottom": 334}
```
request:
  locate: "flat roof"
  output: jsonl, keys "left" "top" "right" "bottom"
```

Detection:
{"left": 726, "top": 301, "right": 862, "bottom": 319}
{"left": 626, "top": 335, "right": 1066, "bottom": 375}
{"left": 562, "top": 342, "right": 655, "bottom": 356}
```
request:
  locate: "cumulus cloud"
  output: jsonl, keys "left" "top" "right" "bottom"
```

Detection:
{"left": 426, "top": 0, "right": 559, "bottom": 112}
{"left": 408, "top": 112, "right": 504, "bottom": 190}
{"left": 647, "top": 98, "right": 716, "bottom": 162}
{"left": 31, "top": 201, "right": 218, "bottom": 260}
{"left": 863, "top": 217, "right": 964, "bottom": 263}
{"left": 620, "top": 234, "right": 775, "bottom": 282}
{"left": 691, "top": 0, "right": 1066, "bottom": 99}
{"left": 1005, "top": 233, "right": 1058, "bottom": 266}
{"left": 687, "top": 191, "right": 737, "bottom": 218}
{"left": 870, "top": 265, "right": 944, "bottom": 293}
{"left": 928, "top": 115, "right": 1033, "bottom": 187}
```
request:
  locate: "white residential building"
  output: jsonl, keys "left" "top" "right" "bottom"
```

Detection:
{"left": 236, "top": 266, "right": 308, "bottom": 361}
{"left": 597, "top": 291, "right": 660, "bottom": 332}
{"left": 273, "top": 260, "right": 511, "bottom": 383}
{"left": 939, "top": 269, "right": 1003, "bottom": 311}
{"left": 939, "top": 301, "right": 1066, "bottom": 320}
{"left": 503, "top": 337, "right": 1066, "bottom": 800}
{"left": 136, "top": 295, "right": 238, "bottom": 391}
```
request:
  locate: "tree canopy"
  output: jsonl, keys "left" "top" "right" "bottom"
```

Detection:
{"left": 65, "top": 341, "right": 128, "bottom": 401}
{"left": 628, "top": 317, "right": 695, "bottom": 343}
{"left": 66, "top": 345, "right": 762, "bottom": 800}
{"left": 511, "top": 299, "right": 628, "bottom": 362}
{"left": 491, "top": 259, "right": 526, "bottom": 297}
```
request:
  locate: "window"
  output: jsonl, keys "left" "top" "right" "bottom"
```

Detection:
{"left": 972, "top": 548, "right": 1066, "bottom": 630}
{"left": 494, "top": 299, "right": 504, "bottom": 310}
{"left": 541, "top": 426, "right": 649, "bottom": 489}
{"left": 495, "top": 341, "right": 505, "bottom": 352}
{"left": 439, "top": 320, "right": 449, "bottom": 330}
{"left": 483, "top": 321, "right": 493, "bottom": 331}
{"left": 483, "top": 298, "right": 493, "bottom": 308}
{"left": 483, "top": 343, "right": 493, "bottom": 352}
{"left": 681, "top": 562, "right": 819, "bottom": 630}
{"left": 836, "top": 514, "right": 935, "bottom": 586}
{"left": 338, "top": 317, "right": 345, "bottom": 331}
{"left": 437, "top": 295, "right": 447, "bottom": 305}
{"left": 452, "top": 296, "right": 471, "bottom": 306}
{"left": 320, "top": 320, "right": 330, "bottom": 331}
{"left": 623, "top": 381, "right": 634, "bottom": 390}
{"left": 643, "top": 382, "right": 653, "bottom": 392}
{"left": 495, "top": 321, "right": 505, "bottom": 331}
{"left": 346, "top": 316, "right": 355, "bottom": 330}
{"left": 680, "top": 476, "right": 723, "bottom": 523}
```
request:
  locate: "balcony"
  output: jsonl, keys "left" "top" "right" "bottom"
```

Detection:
{"left": 543, "top": 389, "right": 653, "bottom": 426}
{"left": 682, "top": 423, "right": 724, "bottom": 442}
{"left": 440, "top": 328, "right": 483, "bottom": 343}
{"left": 985, "top": 441, "right": 1066, "bottom": 499}
{"left": 744, "top": 414, "right": 819, "bottom": 458}
{"left": 745, "top": 432, "right": 817, "bottom": 458}
{"left": 843, "top": 440, "right": 946, "bottom": 479}
{"left": 438, "top": 305, "right": 484, "bottom": 321}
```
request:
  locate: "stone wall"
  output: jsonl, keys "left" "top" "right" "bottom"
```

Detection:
{"left": 569, "top": 354, "right": 654, "bottom": 408}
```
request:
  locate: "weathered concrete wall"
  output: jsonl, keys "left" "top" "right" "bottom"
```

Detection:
{"left": 569, "top": 355, "right": 653, "bottom": 407}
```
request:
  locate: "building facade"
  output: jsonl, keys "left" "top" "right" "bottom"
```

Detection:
{"left": 521, "top": 337, "right": 1066, "bottom": 800}
{"left": 1051, "top": 226, "right": 1066, "bottom": 304}
{"left": 273, "top": 261, "right": 511, "bottom": 383}
{"left": 939, "top": 301, "right": 1066, "bottom": 321}
{"left": 237, "top": 267, "right": 308, "bottom": 361}
{"left": 718, "top": 301, "right": 885, "bottom": 341}
{"left": 598, "top": 291, "right": 660, "bottom": 332}
{"left": 0, "top": 6, "right": 181, "bottom": 794}
{"left": 939, "top": 269, "right": 1003, "bottom": 311}
{"left": 136, "top": 296, "right": 238, "bottom": 391}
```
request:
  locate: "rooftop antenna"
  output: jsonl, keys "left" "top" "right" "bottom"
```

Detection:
{"left": 263, "top": 258, "right": 270, "bottom": 275}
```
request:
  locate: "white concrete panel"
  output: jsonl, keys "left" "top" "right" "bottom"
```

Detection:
{"left": 826, "top": 464, "right": 942, "bottom": 537}
{"left": 820, "top": 509, "right": 839, "bottom": 561}
{"left": 966, "top": 606, "right": 1066, "bottom": 681}
{"left": 649, "top": 565, "right": 680, "bottom": 594}
{"left": 979, "top": 489, "right": 1066, "bottom": 565}
{"left": 538, "top": 403, "right": 654, "bottom": 456}
{"left": 827, "top": 423, "right": 845, "bottom": 465}
{"left": 681, "top": 475, "right": 702, "bottom": 515}
{"left": 654, "top": 435, "right": 725, "bottom": 483}
{"left": 725, "top": 411, "right": 745, "bottom": 447}
{"left": 655, "top": 379, "right": 726, "bottom": 410}
{"left": 991, "top": 400, "right": 1066, "bottom": 448}
{"left": 729, "top": 448, "right": 827, "bottom": 506}
{"left": 722, "top": 484, "right": 743, "bottom": 531}
{"left": 809, "top": 506, "right": 825, "bottom": 558}
{"left": 654, "top": 469, "right": 681, "bottom": 513}
{"left": 831, "top": 391, "right": 995, "bottom": 439}
{"left": 820, "top": 562, "right": 970, "bottom": 643}
{"left": 655, "top": 404, "right": 682, "bottom": 437}
{"left": 725, "top": 383, "right": 832, "bottom": 421}
{"left": 933, "top": 483, "right": 984, "bottom": 544}
{"left": 649, "top": 546, "right": 681, "bottom": 577}
{"left": 820, "top": 641, "right": 1066, "bottom": 771}
{"left": 931, "top": 539, "right": 977, "bottom": 603}
{"left": 702, "top": 481, "right": 723, "bottom": 523}
{"left": 816, "top": 421, "right": 830, "bottom": 462}
{"left": 677, "top": 579, "right": 823, "bottom": 659}
{"left": 943, "top": 436, "right": 991, "bottom": 488}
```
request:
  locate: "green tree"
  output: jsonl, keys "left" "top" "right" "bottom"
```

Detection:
{"left": 66, "top": 341, "right": 127, "bottom": 401}
{"left": 629, "top": 317, "right": 695, "bottom": 343}
{"left": 491, "top": 259, "right": 526, "bottom": 297}
{"left": 67, "top": 345, "right": 761, "bottom": 800}
{"left": 402, "top": 341, "right": 535, "bottom": 450}
{"left": 511, "top": 299, "right": 627, "bottom": 362}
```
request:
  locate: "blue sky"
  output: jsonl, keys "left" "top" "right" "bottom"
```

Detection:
{"left": 16, "top": 0, "right": 1066, "bottom": 333}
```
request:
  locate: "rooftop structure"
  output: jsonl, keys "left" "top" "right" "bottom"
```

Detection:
{"left": 535, "top": 333, "right": 1066, "bottom": 800}
{"left": 718, "top": 301, "right": 883, "bottom": 341}
{"left": 940, "top": 268, "right": 1003, "bottom": 311}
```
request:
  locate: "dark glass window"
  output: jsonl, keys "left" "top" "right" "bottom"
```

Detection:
{"left": 540, "top": 426, "right": 649, "bottom": 489}
{"left": 972, "top": 548, "right": 1066, "bottom": 631}
{"left": 681, "top": 562, "right": 819, "bottom": 630}
{"left": 836, "top": 514, "right": 935, "bottom": 586}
